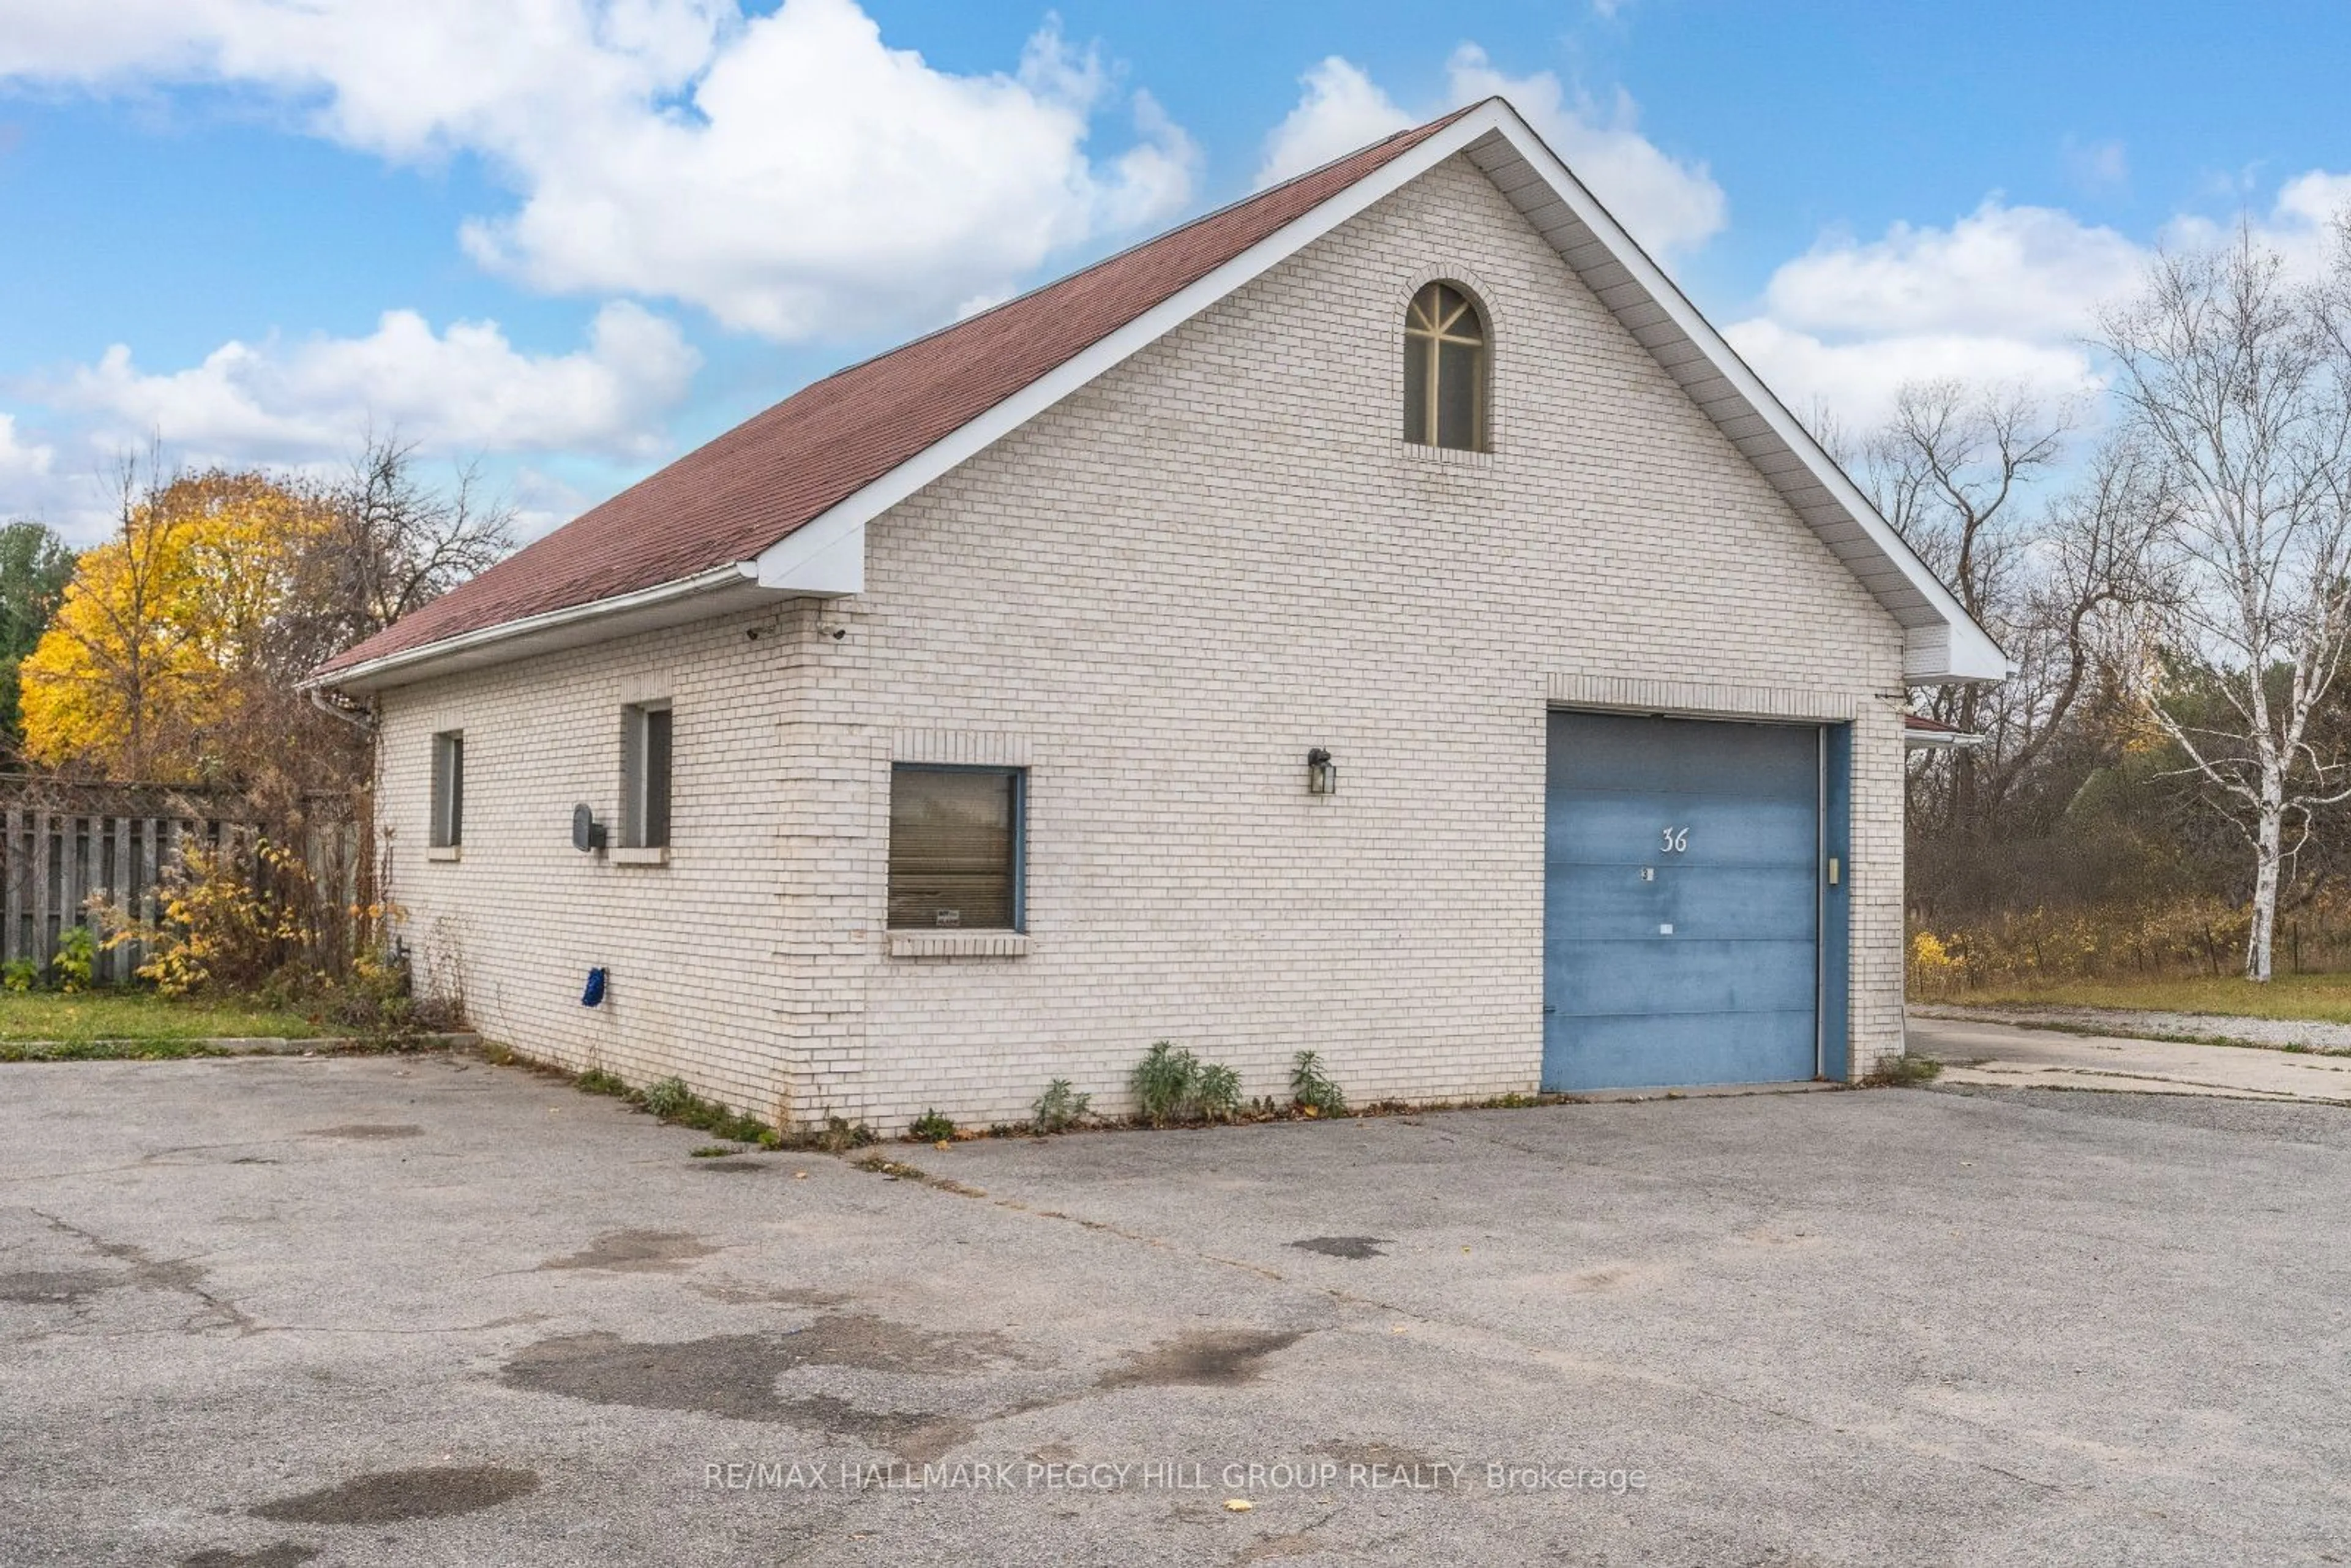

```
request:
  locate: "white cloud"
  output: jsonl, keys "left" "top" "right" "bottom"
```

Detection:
{"left": 45, "top": 301, "right": 698, "bottom": 463}
{"left": 1725, "top": 318, "right": 2104, "bottom": 434}
{"left": 0, "top": 0, "right": 1196, "bottom": 340}
{"left": 0, "top": 413, "right": 108, "bottom": 535}
{"left": 0, "top": 413, "right": 54, "bottom": 486}
{"left": 1444, "top": 47, "right": 1724, "bottom": 258}
{"left": 505, "top": 465, "right": 598, "bottom": 544}
{"left": 1255, "top": 58, "right": 1414, "bottom": 189}
{"left": 2165, "top": 170, "right": 2351, "bottom": 278}
{"left": 1731, "top": 175, "right": 2351, "bottom": 431}
{"left": 1253, "top": 45, "right": 1725, "bottom": 257}
{"left": 2061, "top": 136, "right": 2129, "bottom": 195}
{"left": 1724, "top": 200, "right": 2143, "bottom": 429}
{"left": 1761, "top": 199, "right": 2147, "bottom": 342}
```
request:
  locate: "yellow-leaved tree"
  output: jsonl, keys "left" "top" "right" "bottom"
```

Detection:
{"left": 20, "top": 469, "right": 331, "bottom": 780}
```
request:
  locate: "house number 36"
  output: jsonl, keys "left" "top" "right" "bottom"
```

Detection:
{"left": 1660, "top": 827, "right": 1690, "bottom": 853}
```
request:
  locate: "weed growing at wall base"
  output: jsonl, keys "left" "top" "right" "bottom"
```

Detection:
{"left": 1131, "top": 1041, "right": 1243, "bottom": 1127}
{"left": 1289, "top": 1051, "right": 1346, "bottom": 1116}
{"left": 1862, "top": 1054, "right": 1943, "bottom": 1087}
{"left": 1031, "top": 1078, "right": 1092, "bottom": 1133}
{"left": 555, "top": 1057, "right": 875, "bottom": 1150}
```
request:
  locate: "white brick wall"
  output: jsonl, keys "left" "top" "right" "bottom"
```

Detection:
{"left": 374, "top": 611, "right": 808, "bottom": 1124}
{"left": 374, "top": 153, "right": 1911, "bottom": 1131}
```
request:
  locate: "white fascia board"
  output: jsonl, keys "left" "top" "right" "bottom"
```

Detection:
{"left": 1471, "top": 108, "right": 2009, "bottom": 685}
{"left": 756, "top": 509, "right": 864, "bottom": 593}
{"left": 308, "top": 562, "right": 776, "bottom": 694}
{"left": 751, "top": 107, "right": 1513, "bottom": 585}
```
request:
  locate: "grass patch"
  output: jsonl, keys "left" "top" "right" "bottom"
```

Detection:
{"left": 1864, "top": 1053, "right": 1944, "bottom": 1087}
{"left": 0, "top": 990, "right": 326, "bottom": 1046}
{"left": 1927, "top": 972, "right": 2351, "bottom": 1024}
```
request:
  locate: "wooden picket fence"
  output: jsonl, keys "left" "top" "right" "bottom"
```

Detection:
{"left": 0, "top": 776, "right": 258, "bottom": 984}
{"left": 0, "top": 775, "right": 373, "bottom": 985}
{"left": 1, "top": 806, "right": 244, "bottom": 983}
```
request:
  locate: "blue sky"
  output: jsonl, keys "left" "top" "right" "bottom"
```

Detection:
{"left": 2, "top": 0, "right": 2346, "bottom": 541}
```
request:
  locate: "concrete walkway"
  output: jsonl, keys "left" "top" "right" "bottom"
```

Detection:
{"left": 1911, "top": 1000, "right": 2351, "bottom": 1052}
{"left": 1908, "top": 1012, "right": 2351, "bottom": 1105}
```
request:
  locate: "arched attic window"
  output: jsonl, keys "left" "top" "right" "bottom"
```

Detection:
{"left": 1403, "top": 282, "right": 1488, "bottom": 451}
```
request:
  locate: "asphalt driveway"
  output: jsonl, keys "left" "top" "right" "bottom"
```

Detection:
{"left": 4, "top": 1053, "right": 2349, "bottom": 1566}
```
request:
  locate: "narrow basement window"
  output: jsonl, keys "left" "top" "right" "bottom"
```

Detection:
{"left": 888, "top": 765, "right": 1024, "bottom": 931}
{"left": 621, "top": 702, "right": 672, "bottom": 850}
{"left": 429, "top": 730, "right": 464, "bottom": 849}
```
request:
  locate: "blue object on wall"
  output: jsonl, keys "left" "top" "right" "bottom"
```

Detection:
{"left": 1542, "top": 710, "right": 1822, "bottom": 1091}
{"left": 581, "top": 967, "right": 607, "bottom": 1008}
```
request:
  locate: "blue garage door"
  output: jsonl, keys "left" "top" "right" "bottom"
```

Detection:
{"left": 1543, "top": 711, "right": 1820, "bottom": 1090}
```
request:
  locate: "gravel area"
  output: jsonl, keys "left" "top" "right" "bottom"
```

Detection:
{"left": 1911, "top": 1003, "right": 2351, "bottom": 1053}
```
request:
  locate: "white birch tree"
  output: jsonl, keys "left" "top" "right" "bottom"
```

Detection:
{"left": 2101, "top": 223, "right": 2351, "bottom": 980}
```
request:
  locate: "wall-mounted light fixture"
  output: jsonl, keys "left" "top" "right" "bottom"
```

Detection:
{"left": 1307, "top": 748, "right": 1337, "bottom": 795}
{"left": 571, "top": 803, "right": 607, "bottom": 853}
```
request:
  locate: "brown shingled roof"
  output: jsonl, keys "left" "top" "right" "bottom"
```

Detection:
{"left": 317, "top": 106, "right": 1478, "bottom": 678}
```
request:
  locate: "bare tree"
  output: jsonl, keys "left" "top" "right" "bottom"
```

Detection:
{"left": 274, "top": 433, "right": 514, "bottom": 686}
{"left": 1856, "top": 381, "right": 2067, "bottom": 833}
{"left": 2101, "top": 224, "right": 2351, "bottom": 981}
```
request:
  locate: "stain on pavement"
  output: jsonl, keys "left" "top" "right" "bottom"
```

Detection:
{"left": 501, "top": 1315, "right": 1010, "bottom": 1459}
{"left": 304, "top": 1125, "right": 424, "bottom": 1140}
{"left": 179, "top": 1544, "right": 320, "bottom": 1567}
{"left": 251, "top": 1465, "right": 538, "bottom": 1523}
{"left": 686, "top": 1280, "right": 850, "bottom": 1307}
{"left": 1100, "top": 1329, "right": 1304, "bottom": 1388}
{"left": 1289, "top": 1236, "right": 1392, "bottom": 1259}
{"left": 0, "top": 1268, "right": 119, "bottom": 1305}
{"left": 1313, "top": 1438, "right": 1450, "bottom": 1473}
{"left": 537, "top": 1229, "right": 716, "bottom": 1272}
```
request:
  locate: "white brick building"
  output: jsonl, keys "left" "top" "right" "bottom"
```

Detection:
{"left": 312, "top": 100, "right": 2001, "bottom": 1133}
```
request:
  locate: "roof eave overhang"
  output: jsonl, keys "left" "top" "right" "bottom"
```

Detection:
{"left": 305, "top": 563, "right": 786, "bottom": 696}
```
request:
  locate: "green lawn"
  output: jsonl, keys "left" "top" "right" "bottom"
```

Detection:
{"left": 1921, "top": 972, "right": 2351, "bottom": 1023}
{"left": 0, "top": 990, "right": 326, "bottom": 1048}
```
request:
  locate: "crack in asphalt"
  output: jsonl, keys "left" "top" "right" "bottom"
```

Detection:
{"left": 29, "top": 1210, "right": 257, "bottom": 1333}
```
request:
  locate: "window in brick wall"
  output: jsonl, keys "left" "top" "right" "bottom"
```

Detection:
{"left": 888, "top": 765, "right": 1024, "bottom": 930}
{"left": 429, "top": 730, "right": 464, "bottom": 849}
{"left": 1403, "top": 281, "right": 1488, "bottom": 451}
{"left": 620, "top": 702, "right": 673, "bottom": 849}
